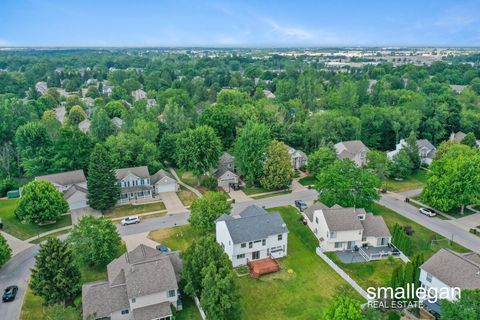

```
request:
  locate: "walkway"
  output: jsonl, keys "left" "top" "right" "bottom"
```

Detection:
{"left": 25, "top": 225, "right": 73, "bottom": 243}
{"left": 0, "top": 231, "right": 33, "bottom": 256}
{"left": 290, "top": 178, "right": 308, "bottom": 192}
{"left": 169, "top": 168, "right": 202, "bottom": 197}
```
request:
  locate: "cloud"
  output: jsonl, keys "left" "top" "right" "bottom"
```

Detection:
{"left": 0, "top": 39, "right": 13, "bottom": 46}
{"left": 263, "top": 18, "right": 314, "bottom": 40}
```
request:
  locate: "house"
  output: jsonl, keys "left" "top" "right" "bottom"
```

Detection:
{"left": 287, "top": 146, "right": 308, "bottom": 170}
{"left": 103, "top": 85, "right": 113, "bottom": 96}
{"left": 147, "top": 99, "right": 157, "bottom": 108}
{"left": 35, "top": 170, "right": 89, "bottom": 210}
{"left": 449, "top": 131, "right": 466, "bottom": 143}
{"left": 151, "top": 169, "right": 179, "bottom": 194}
{"left": 305, "top": 203, "right": 391, "bottom": 252}
{"left": 334, "top": 140, "right": 369, "bottom": 166}
{"left": 132, "top": 89, "right": 147, "bottom": 101}
{"left": 78, "top": 119, "right": 91, "bottom": 133}
{"left": 214, "top": 152, "right": 238, "bottom": 191}
{"left": 387, "top": 138, "right": 436, "bottom": 165}
{"left": 35, "top": 81, "right": 48, "bottom": 95}
{"left": 112, "top": 117, "right": 124, "bottom": 129}
{"left": 419, "top": 249, "right": 480, "bottom": 314}
{"left": 83, "top": 97, "right": 95, "bottom": 107}
{"left": 449, "top": 84, "right": 466, "bottom": 93}
{"left": 54, "top": 106, "right": 67, "bottom": 124}
{"left": 116, "top": 166, "right": 153, "bottom": 203}
{"left": 215, "top": 205, "right": 288, "bottom": 267}
{"left": 263, "top": 89, "right": 276, "bottom": 99}
{"left": 82, "top": 244, "right": 182, "bottom": 320}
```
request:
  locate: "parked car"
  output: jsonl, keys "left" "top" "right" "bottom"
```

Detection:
{"left": 156, "top": 244, "right": 171, "bottom": 253}
{"left": 2, "top": 286, "right": 18, "bottom": 302}
{"left": 121, "top": 216, "right": 140, "bottom": 226}
{"left": 294, "top": 200, "right": 308, "bottom": 212}
{"left": 419, "top": 208, "right": 436, "bottom": 217}
{"left": 229, "top": 183, "right": 240, "bottom": 191}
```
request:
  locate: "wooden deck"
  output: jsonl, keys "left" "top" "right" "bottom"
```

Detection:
{"left": 247, "top": 258, "right": 280, "bottom": 278}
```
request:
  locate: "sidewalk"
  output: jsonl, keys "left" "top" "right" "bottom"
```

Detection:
{"left": 25, "top": 225, "right": 72, "bottom": 243}
{"left": 169, "top": 168, "right": 203, "bottom": 197}
{"left": 0, "top": 231, "right": 33, "bottom": 256}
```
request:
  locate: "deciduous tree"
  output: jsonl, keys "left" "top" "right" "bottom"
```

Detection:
{"left": 0, "top": 233, "right": 12, "bottom": 267}
{"left": 260, "top": 140, "right": 294, "bottom": 190}
{"left": 189, "top": 191, "right": 231, "bottom": 233}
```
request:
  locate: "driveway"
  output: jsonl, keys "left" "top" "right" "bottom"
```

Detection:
{"left": 123, "top": 232, "right": 159, "bottom": 251}
{"left": 449, "top": 213, "right": 480, "bottom": 231}
{"left": 0, "top": 231, "right": 33, "bottom": 257}
{"left": 228, "top": 189, "right": 251, "bottom": 203}
{"left": 159, "top": 192, "right": 186, "bottom": 214}
{"left": 290, "top": 178, "right": 307, "bottom": 192}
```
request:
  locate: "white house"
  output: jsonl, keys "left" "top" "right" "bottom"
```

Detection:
{"left": 287, "top": 146, "right": 308, "bottom": 170}
{"left": 35, "top": 170, "right": 89, "bottom": 210}
{"left": 334, "top": 140, "right": 369, "bottom": 166}
{"left": 387, "top": 138, "right": 436, "bottom": 165}
{"left": 115, "top": 166, "right": 153, "bottom": 203}
{"left": 304, "top": 203, "right": 391, "bottom": 252}
{"left": 215, "top": 205, "right": 288, "bottom": 267}
{"left": 419, "top": 249, "right": 480, "bottom": 315}
{"left": 82, "top": 245, "right": 182, "bottom": 320}
{"left": 151, "top": 169, "right": 179, "bottom": 194}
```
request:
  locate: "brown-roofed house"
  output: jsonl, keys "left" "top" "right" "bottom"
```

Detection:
{"left": 334, "top": 140, "right": 369, "bottom": 166}
{"left": 35, "top": 170, "right": 88, "bottom": 210}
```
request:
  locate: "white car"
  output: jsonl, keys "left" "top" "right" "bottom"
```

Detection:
{"left": 419, "top": 208, "right": 436, "bottom": 217}
{"left": 121, "top": 216, "right": 140, "bottom": 226}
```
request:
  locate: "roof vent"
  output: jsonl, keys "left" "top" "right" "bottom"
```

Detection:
{"left": 282, "top": 223, "right": 286, "bottom": 228}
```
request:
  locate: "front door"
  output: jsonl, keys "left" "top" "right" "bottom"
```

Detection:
{"left": 252, "top": 251, "right": 260, "bottom": 260}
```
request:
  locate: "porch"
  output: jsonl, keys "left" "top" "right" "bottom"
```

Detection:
{"left": 120, "top": 185, "right": 153, "bottom": 203}
{"left": 335, "top": 245, "right": 401, "bottom": 264}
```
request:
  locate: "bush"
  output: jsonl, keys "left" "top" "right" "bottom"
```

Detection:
{"left": 200, "top": 176, "right": 218, "bottom": 191}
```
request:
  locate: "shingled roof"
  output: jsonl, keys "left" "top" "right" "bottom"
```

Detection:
{"left": 115, "top": 166, "right": 150, "bottom": 180}
{"left": 36, "top": 170, "right": 86, "bottom": 186}
{"left": 322, "top": 207, "right": 365, "bottom": 231}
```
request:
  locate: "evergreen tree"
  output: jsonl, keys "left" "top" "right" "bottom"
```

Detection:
{"left": 260, "top": 140, "right": 294, "bottom": 190}
{"left": 404, "top": 131, "right": 421, "bottom": 170}
{"left": 87, "top": 144, "right": 120, "bottom": 211}
{"left": 30, "top": 238, "right": 81, "bottom": 305}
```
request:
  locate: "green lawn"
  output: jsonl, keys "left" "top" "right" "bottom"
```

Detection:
{"left": 251, "top": 190, "right": 291, "bottom": 199}
{"left": 175, "top": 168, "right": 200, "bottom": 187}
{"left": 372, "top": 203, "right": 468, "bottom": 259}
{"left": 0, "top": 199, "right": 72, "bottom": 240}
{"left": 242, "top": 185, "right": 270, "bottom": 195}
{"left": 175, "top": 297, "right": 202, "bottom": 320}
{"left": 30, "top": 228, "right": 71, "bottom": 244}
{"left": 385, "top": 170, "right": 429, "bottom": 192}
{"left": 104, "top": 201, "right": 166, "bottom": 219}
{"left": 298, "top": 175, "right": 317, "bottom": 186}
{"left": 148, "top": 225, "right": 202, "bottom": 252}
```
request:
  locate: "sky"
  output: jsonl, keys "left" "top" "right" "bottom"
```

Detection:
{"left": 1, "top": 0, "right": 480, "bottom": 47}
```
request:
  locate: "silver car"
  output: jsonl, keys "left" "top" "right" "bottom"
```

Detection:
{"left": 419, "top": 208, "right": 436, "bottom": 217}
{"left": 121, "top": 216, "right": 140, "bottom": 226}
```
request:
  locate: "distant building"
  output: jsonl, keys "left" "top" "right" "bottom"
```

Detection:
{"left": 132, "top": 89, "right": 147, "bottom": 101}
{"left": 214, "top": 152, "right": 238, "bottom": 191}
{"left": 263, "top": 89, "right": 276, "bottom": 99}
{"left": 78, "top": 119, "right": 91, "bottom": 133}
{"left": 111, "top": 117, "right": 124, "bottom": 129}
{"left": 334, "top": 140, "right": 369, "bottom": 166}
{"left": 387, "top": 139, "right": 436, "bottom": 165}
{"left": 35, "top": 170, "right": 88, "bottom": 210}
{"left": 287, "top": 146, "right": 308, "bottom": 170}
{"left": 35, "top": 81, "right": 48, "bottom": 95}
{"left": 54, "top": 106, "right": 67, "bottom": 124}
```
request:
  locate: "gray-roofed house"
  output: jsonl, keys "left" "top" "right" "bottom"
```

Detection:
{"left": 334, "top": 140, "right": 369, "bottom": 166}
{"left": 82, "top": 244, "right": 182, "bottom": 320}
{"left": 35, "top": 170, "right": 89, "bottom": 210}
{"left": 112, "top": 116, "right": 124, "bottom": 129}
{"left": 132, "top": 89, "right": 147, "bottom": 101}
{"left": 54, "top": 106, "right": 67, "bottom": 124}
{"left": 116, "top": 166, "right": 153, "bottom": 203}
{"left": 151, "top": 169, "right": 179, "bottom": 194}
{"left": 287, "top": 146, "right": 308, "bottom": 170}
{"left": 214, "top": 152, "right": 239, "bottom": 191}
{"left": 419, "top": 249, "right": 480, "bottom": 314}
{"left": 387, "top": 138, "right": 436, "bottom": 165}
{"left": 78, "top": 118, "right": 91, "bottom": 133}
{"left": 307, "top": 204, "right": 391, "bottom": 253}
{"left": 215, "top": 205, "right": 288, "bottom": 267}
{"left": 449, "top": 131, "right": 467, "bottom": 143}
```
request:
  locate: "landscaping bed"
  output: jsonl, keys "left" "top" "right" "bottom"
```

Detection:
{"left": 0, "top": 199, "right": 72, "bottom": 240}
{"left": 104, "top": 201, "right": 166, "bottom": 219}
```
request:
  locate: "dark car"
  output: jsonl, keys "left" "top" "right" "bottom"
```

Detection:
{"left": 229, "top": 183, "right": 241, "bottom": 191}
{"left": 2, "top": 286, "right": 18, "bottom": 302}
{"left": 156, "top": 244, "right": 171, "bottom": 253}
{"left": 294, "top": 200, "right": 308, "bottom": 212}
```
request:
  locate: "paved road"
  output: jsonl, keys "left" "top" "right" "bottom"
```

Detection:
{"left": 0, "top": 245, "right": 38, "bottom": 320}
{"left": 116, "top": 211, "right": 191, "bottom": 236}
{"left": 379, "top": 194, "right": 480, "bottom": 253}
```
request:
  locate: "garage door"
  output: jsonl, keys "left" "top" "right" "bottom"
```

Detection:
{"left": 69, "top": 199, "right": 88, "bottom": 210}
{"left": 156, "top": 183, "right": 177, "bottom": 193}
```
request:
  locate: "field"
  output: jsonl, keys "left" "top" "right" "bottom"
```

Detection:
{"left": 0, "top": 199, "right": 72, "bottom": 240}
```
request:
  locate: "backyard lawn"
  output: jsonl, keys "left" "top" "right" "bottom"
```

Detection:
{"left": 175, "top": 168, "right": 200, "bottom": 187}
{"left": 298, "top": 175, "right": 317, "bottom": 186}
{"left": 385, "top": 170, "right": 429, "bottom": 192}
{"left": 0, "top": 199, "right": 72, "bottom": 240}
{"left": 175, "top": 297, "right": 202, "bottom": 320}
{"left": 104, "top": 201, "right": 166, "bottom": 219}
{"left": 372, "top": 203, "right": 468, "bottom": 259}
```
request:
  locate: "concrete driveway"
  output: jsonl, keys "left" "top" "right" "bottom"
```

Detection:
{"left": 123, "top": 232, "right": 159, "bottom": 251}
{"left": 449, "top": 213, "right": 480, "bottom": 231}
{"left": 0, "top": 231, "right": 33, "bottom": 257}
{"left": 228, "top": 189, "right": 251, "bottom": 203}
{"left": 160, "top": 192, "right": 186, "bottom": 214}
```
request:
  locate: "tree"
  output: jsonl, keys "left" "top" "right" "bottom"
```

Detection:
{"left": 422, "top": 145, "right": 480, "bottom": 214}
{"left": 461, "top": 132, "right": 478, "bottom": 148}
{"left": 87, "top": 144, "right": 120, "bottom": 211}
{"left": 53, "top": 126, "right": 93, "bottom": 172}
{"left": 323, "top": 295, "right": 363, "bottom": 320}
{"left": 30, "top": 238, "right": 81, "bottom": 305}
{"left": 308, "top": 147, "right": 337, "bottom": 178}
{"left": 65, "top": 105, "right": 87, "bottom": 126}
{"left": 104, "top": 100, "right": 127, "bottom": 118}
{"left": 404, "top": 131, "right": 421, "bottom": 170}
{"left": 41, "top": 110, "right": 62, "bottom": 139}
{"left": 233, "top": 121, "right": 271, "bottom": 185}
{"left": 0, "top": 233, "right": 12, "bottom": 267}
{"left": 387, "top": 149, "right": 414, "bottom": 180}
{"left": 162, "top": 99, "right": 191, "bottom": 133}
{"left": 441, "top": 289, "right": 480, "bottom": 320}
{"left": 315, "top": 159, "right": 379, "bottom": 210}
{"left": 201, "top": 263, "right": 241, "bottom": 320}
{"left": 189, "top": 191, "right": 231, "bottom": 233}
{"left": 260, "top": 140, "right": 294, "bottom": 190}
{"left": 174, "top": 125, "right": 222, "bottom": 177}
{"left": 68, "top": 215, "right": 121, "bottom": 267}
{"left": 15, "top": 180, "right": 68, "bottom": 224}
{"left": 90, "top": 108, "right": 115, "bottom": 141}
{"left": 366, "top": 150, "right": 389, "bottom": 188}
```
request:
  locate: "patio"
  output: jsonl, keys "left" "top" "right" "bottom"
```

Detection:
{"left": 335, "top": 246, "right": 400, "bottom": 264}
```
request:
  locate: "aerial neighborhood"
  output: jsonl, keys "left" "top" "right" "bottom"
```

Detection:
{"left": 1, "top": 26, "right": 480, "bottom": 320}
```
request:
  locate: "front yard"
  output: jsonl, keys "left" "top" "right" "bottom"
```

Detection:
{"left": 177, "top": 186, "right": 197, "bottom": 207}
{"left": 298, "top": 175, "right": 317, "bottom": 186}
{"left": 104, "top": 201, "right": 166, "bottom": 219}
{"left": 242, "top": 185, "right": 270, "bottom": 195}
{"left": 385, "top": 170, "right": 429, "bottom": 192}
{"left": 250, "top": 190, "right": 291, "bottom": 199}
{"left": 0, "top": 199, "right": 72, "bottom": 240}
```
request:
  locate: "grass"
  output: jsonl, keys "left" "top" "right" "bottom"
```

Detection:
{"left": 242, "top": 185, "right": 270, "bottom": 195}
{"left": 299, "top": 175, "right": 317, "bottom": 186}
{"left": 0, "top": 199, "right": 72, "bottom": 240}
{"left": 177, "top": 186, "right": 197, "bottom": 207}
{"left": 372, "top": 203, "right": 468, "bottom": 259}
{"left": 326, "top": 253, "right": 404, "bottom": 290}
{"left": 251, "top": 190, "right": 291, "bottom": 199}
{"left": 104, "top": 201, "right": 166, "bottom": 219}
{"left": 385, "top": 170, "right": 429, "bottom": 192}
{"left": 30, "top": 228, "right": 71, "bottom": 244}
{"left": 175, "top": 168, "right": 200, "bottom": 187}
{"left": 175, "top": 297, "right": 202, "bottom": 320}
{"left": 148, "top": 225, "right": 202, "bottom": 252}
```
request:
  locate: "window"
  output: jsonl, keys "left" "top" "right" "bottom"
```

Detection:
{"left": 167, "top": 289, "right": 176, "bottom": 298}
{"left": 132, "top": 298, "right": 136, "bottom": 303}
{"left": 271, "top": 246, "right": 283, "bottom": 253}
{"left": 262, "top": 239, "right": 266, "bottom": 246}
{"left": 315, "top": 217, "right": 319, "bottom": 224}
{"left": 249, "top": 242, "right": 253, "bottom": 248}
{"left": 330, "top": 231, "right": 337, "bottom": 239}
{"left": 237, "top": 254, "right": 245, "bottom": 259}
{"left": 278, "top": 234, "right": 283, "bottom": 241}
{"left": 334, "top": 242, "right": 342, "bottom": 249}
{"left": 426, "top": 272, "right": 432, "bottom": 283}
{"left": 241, "top": 243, "right": 246, "bottom": 248}
{"left": 121, "top": 309, "right": 129, "bottom": 315}
{"left": 254, "top": 240, "right": 261, "bottom": 244}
